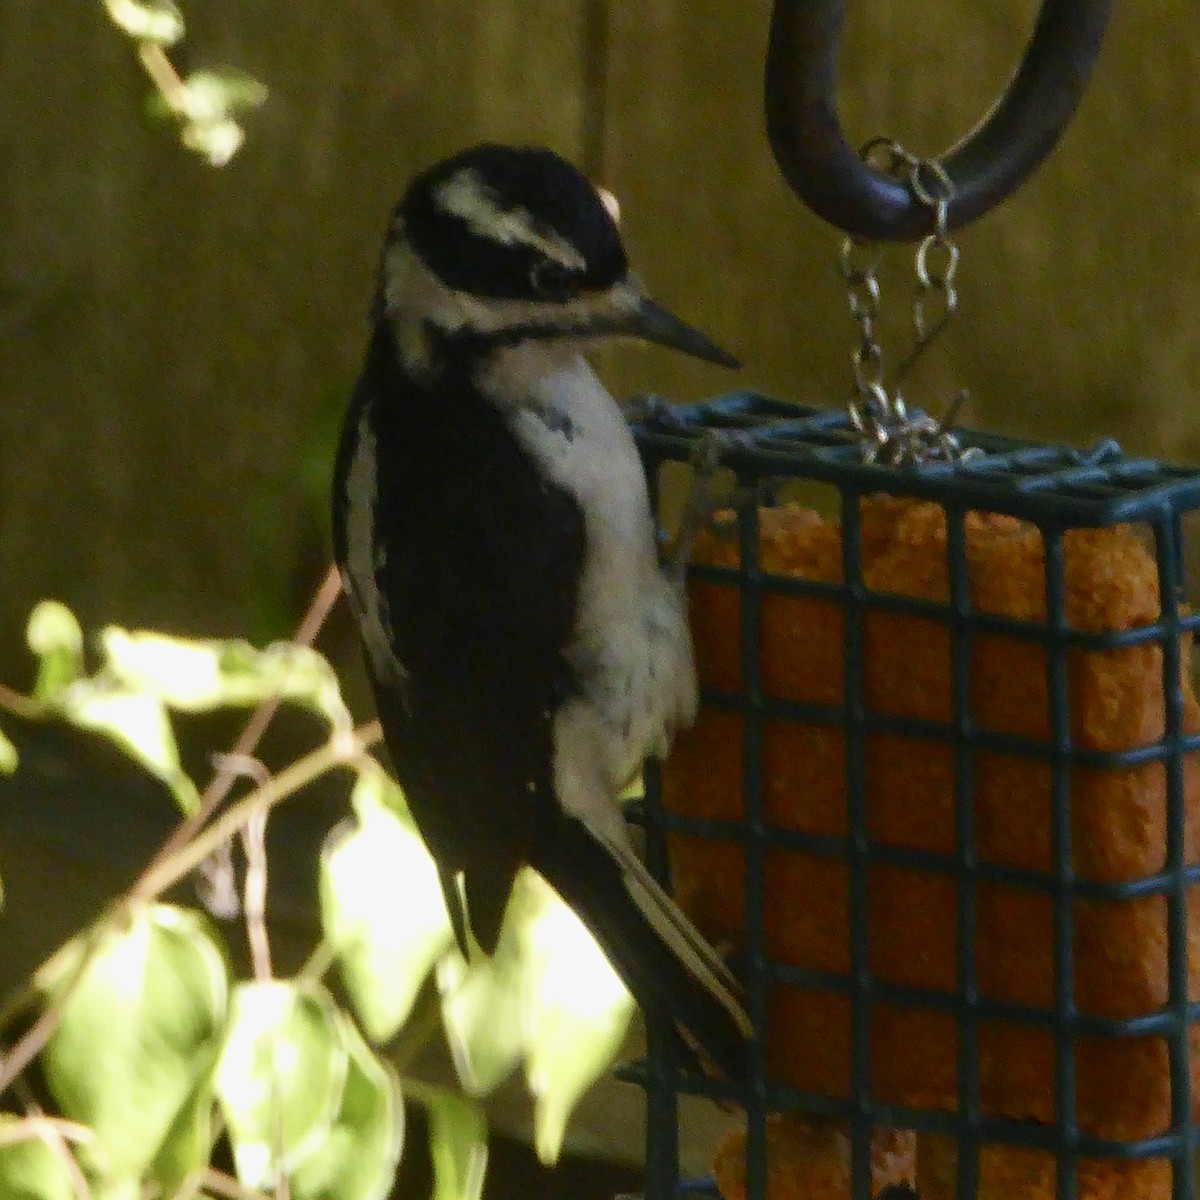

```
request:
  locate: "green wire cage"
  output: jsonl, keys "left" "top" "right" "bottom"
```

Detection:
{"left": 625, "top": 392, "right": 1200, "bottom": 1200}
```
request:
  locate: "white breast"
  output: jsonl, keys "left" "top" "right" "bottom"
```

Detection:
{"left": 479, "top": 343, "right": 697, "bottom": 801}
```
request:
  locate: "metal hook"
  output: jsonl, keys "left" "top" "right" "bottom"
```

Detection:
{"left": 765, "top": 0, "right": 1116, "bottom": 241}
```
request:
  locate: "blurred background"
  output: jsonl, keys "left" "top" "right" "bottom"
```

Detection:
{"left": 1, "top": 0, "right": 1199, "bottom": 1190}
{"left": 4, "top": 0, "right": 1199, "bottom": 670}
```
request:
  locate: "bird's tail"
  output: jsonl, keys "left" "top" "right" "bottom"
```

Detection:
{"left": 537, "top": 812, "right": 752, "bottom": 1082}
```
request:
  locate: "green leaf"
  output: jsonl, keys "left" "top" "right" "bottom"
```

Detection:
{"left": 102, "top": 0, "right": 184, "bottom": 46}
{"left": 181, "top": 119, "right": 245, "bottom": 168}
{"left": 38, "top": 904, "right": 230, "bottom": 1184}
{"left": 56, "top": 682, "right": 198, "bottom": 813}
{"left": 289, "top": 1014, "right": 404, "bottom": 1200}
{"left": 182, "top": 69, "right": 268, "bottom": 121}
{"left": 515, "top": 875, "right": 634, "bottom": 1164}
{"left": 148, "top": 1067, "right": 218, "bottom": 1193}
{"left": 0, "top": 724, "right": 18, "bottom": 776}
{"left": 214, "top": 979, "right": 347, "bottom": 1190}
{"left": 321, "top": 769, "right": 453, "bottom": 1042}
{"left": 436, "top": 936, "right": 525, "bottom": 1098}
{"left": 99, "top": 628, "right": 234, "bottom": 709}
{"left": 25, "top": 601, "right": 83, "bottom": 702}
{"left": 413, "top": 1085, "right": 487, "bottom": 1200}
{"left": 437, "top": 872, "right": 633, "bottom": 1164}
{"left": 88, "top": 1176, "right": 140, "bottom": 1200}
{"left": 0, "top": 1117, "right": 81, "bottom": 1200}
{"left": 100, "top": 628, "right": 351, "bottom": 729}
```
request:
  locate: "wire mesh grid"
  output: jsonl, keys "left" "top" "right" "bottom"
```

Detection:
{"left": 624, "top": 392, "right": 1200, "bottom": 1200}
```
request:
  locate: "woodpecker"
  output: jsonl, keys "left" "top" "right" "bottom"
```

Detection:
{"left": 332, "top": 144, "right": 751, "bottom": 1078}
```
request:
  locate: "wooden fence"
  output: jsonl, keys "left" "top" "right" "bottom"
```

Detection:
{"left": 1, "top": 0, "right": 1198, "bottom": 663}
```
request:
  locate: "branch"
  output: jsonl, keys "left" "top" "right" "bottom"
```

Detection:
{"left": 0, "top": 1097, "right": 94, "bottom": 1198}
{"left": 0, "top": 682, "right": 42, "bottom": 720}
{"left": 0, "top": 721, "right": 380, "bottom": 1099}
{"left": 132, "top": 721, "right": 380, "bottom": 904}
{"left": 242, "top": 806, "right": 273, "bottom": 982}
{"left": 148, "top": 564, "right": 343, "bottom": 873}
{"left": 198, "top": 1168, "right": 273, "bottom": 1200}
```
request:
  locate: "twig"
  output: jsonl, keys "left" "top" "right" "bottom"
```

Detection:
{"left": 0, "top": 1113, "right": 94, "bottom": 1198}
{"left": 242, "top": 807, "right": 273, "bottom": 982}
{"left": 137, "top": 42, "right": 191, "bottom": 115}
{"left": 0, "top": 569, "right": 349, "bottom": 1100}
{"left": 198, "top": 1168, "right": 272, "bottom": 1200}
{"left": 147, "top": 565, "right": 343, "bottom": 874}
{"left": 0, "top": 1114, "right": 94, "bottom": 1146}
{"left": 198, "top": 751, "right": 273, "bottom": 924}
{"left": 298, "top": 939, "right": 336, "bottom": 982}
{"left": 294, "top": 564, "right": 345, "bottom": 646}
{"left": 0, "top": 722, "right": 380, "bottom": 1099}
{"left": 199, "top": 753, "right": 269, "bottom": 921}
{"left": 0, "top": 681, "right": 42, "bottom": 720}
{"left": 133, "top": 722, "right": 380, "bottom": 904}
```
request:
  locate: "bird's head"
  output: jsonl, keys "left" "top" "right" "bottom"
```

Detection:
{"left": 378, "top": 144, "right": 738, "bottom": 374}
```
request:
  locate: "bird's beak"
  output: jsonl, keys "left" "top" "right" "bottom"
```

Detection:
{"left": 603, "top": 279, "right": 741, "bottom": 368}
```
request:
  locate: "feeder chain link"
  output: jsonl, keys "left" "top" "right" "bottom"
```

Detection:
{"left": 906, "top": 159, "right": 960, "bottom": 360}
{"left": 840, "top": 140, "right": 978, "bottom": 468}
{"left": 840, "top": 237, "right": 886, "bottom": 398}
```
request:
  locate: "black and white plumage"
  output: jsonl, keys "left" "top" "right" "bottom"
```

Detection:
{"left": 332, "top": 144, "right": 751, "bottom": 1078}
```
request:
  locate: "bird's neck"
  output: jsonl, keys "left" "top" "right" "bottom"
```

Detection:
{"left": 474, "top": 338, "right": 594, "bottom": 409}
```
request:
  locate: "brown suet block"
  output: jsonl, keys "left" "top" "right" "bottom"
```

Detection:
{"left": 916, "top": 1131, "right": 1171, "bottom": 1200}
{"left": 666, "top": 498, "right": 1200, "bottom": 1150}
{"left": 711, "top": 1114, "right": 917, "bottom": 1200}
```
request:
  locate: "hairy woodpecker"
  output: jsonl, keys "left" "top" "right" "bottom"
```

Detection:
{"left": 332, "top": 144, "right": 751, "bottom": 1077}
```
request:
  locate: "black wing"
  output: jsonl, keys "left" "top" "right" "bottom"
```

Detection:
{"left": 333, "top": 321, "right": 586, "bottom": 951}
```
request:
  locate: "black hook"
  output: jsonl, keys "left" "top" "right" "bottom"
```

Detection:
{"left": 765, "top": 0, "right": 1116, "bottom": 241}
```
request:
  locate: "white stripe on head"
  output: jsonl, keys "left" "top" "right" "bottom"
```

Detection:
{"left": 434, "top": 168, "right": 589, "bottom": 272}
{"left": 381, "top": 235, "right": 643, "bottom": 374}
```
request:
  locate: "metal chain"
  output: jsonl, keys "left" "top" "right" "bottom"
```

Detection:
{"left": 899, "top": 156, "right": 960, "bottom": 382}
{"left": 840, "top": 237, "right": 886, "bottom": 399}
{"left": 840, "top": 236, "right": 892, "bottom": 461}
{"left": 840, "top": 139, "right": 977, "bottom": 467}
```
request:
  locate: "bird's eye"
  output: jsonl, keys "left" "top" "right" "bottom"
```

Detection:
{"left": 529, "top": 259, "right": 578, "bottom": 300}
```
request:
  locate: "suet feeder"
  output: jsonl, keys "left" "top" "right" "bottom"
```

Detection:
{"left": 624, "top": 2, "right": 1200, "bottom": 1199}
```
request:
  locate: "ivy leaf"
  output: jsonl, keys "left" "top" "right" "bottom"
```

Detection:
{"left": 100, "top": 628, "right": 351, "bottom": 730}
{"left": 437, "top": 872, "right": 633, "bottom": 1164}
{"left": 25, "top": 601, "right": 83, "bottom": 703}
{"left": 37, "top": 904, "right": 230, "bottom": 1186}
{"left": 515, "top": 875, "right": 634, "bottom": 1164}
{"left": 55, "top": 682, "right": 198, "bottom": 813}
{"left": 0, "top": 724, "right": 18, "bottom": 776}
{"left": 102, "top": 0, "right": 184, "bottom": 46}
{"left": 321, "top": 769, "right": 453, "bottom": 1043}
{"left": 0, "top": 1117, "right": 82, "bottom": 1200}
{"left": 148, "top": 1068, "right": 219, "bottom": 1193}
{"left": 411, "top": 1084, "right": 488, "bottom": 1200}
{"left": 289, "top": 1013, "right": 404, "bottom": 1200}
{"left": 214, "top": 979, "right": 347, "bottom": 1190}
{"left": 182, "top": 69, "right": 268, "bottom": 121}
{"left": 436, "top": 929, "right": 525, "bottom": 1098}
{"left": 181, "top": 118, "right": 245, "bottom": 168}
{"left": 172, "top": 68, "right": 267, "bottom": 169}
